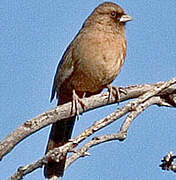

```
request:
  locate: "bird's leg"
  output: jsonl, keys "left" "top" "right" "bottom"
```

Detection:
{"left": 107, "top": 85, "right": 127, "bottom": 102}
{"left": 72, "top": 90, "right": 86, "bottom": 117}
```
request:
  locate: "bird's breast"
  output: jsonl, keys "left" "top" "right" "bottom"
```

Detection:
{"left": 70, "top": 30, "right": 126, "bottom": 93}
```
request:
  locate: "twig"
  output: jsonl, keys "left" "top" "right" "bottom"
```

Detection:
{"left": 8, "top": 101, "right": 130, "bottom": 180}
{"left": 65, "top": 96, "right": 166, "bottom": 169}
{"left": 65, "top": 132, "right": 124, "bottom": 169}
{"left": 160, "top": 152, "right": 176, "bottom": 172}
{"left": 3, "top": 77, "right": 176, "bottom": 179}
{"left": 1, "top": 79, "right": 176, "bottom": 160}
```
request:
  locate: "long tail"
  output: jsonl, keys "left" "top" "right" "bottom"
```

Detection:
{"left": 44, "top": 115, "right": 75, "bottom": 179}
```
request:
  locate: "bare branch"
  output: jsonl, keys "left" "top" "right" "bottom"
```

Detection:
{"left": 1, "top": 78, "right": 176, "bottom": 161}
{"left": 9, "top": 95, "right": 174, "bottom": 180}
{"left": 8, "top": 159, "right": 44, "bottom": 180}
{"left": 2, "top": 77, "right": 176, "bottom": 179}
{"left": 65, "top": 132, "right": 124, "bottom": 169}
{"left": 120, "top": 96, "right": 161, "bottom": 132}
{"left": 66, "top": 96, "right": 168, "bottom": 169}
{"left": 8, "top": 100, "right": 130, "bottom": 180}
{"left": 160, "top": 152, "right": 176, "bottom": 172}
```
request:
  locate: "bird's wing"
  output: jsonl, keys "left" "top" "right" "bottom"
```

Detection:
{"left": 50, "top": 43, "right": 75, "bottom": 102}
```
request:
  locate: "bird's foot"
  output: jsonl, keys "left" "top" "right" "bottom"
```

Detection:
{"left": 72, "top": 90, "right": 86, "bottom": 117}
{"left": 107, "top": 85, "right": 127, "bottom": 102}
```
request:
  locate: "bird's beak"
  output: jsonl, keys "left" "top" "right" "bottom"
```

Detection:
{"left": 120, "top": 14, "right": 132, "bottom": 23}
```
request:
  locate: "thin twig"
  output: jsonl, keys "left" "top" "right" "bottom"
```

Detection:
{"left": 3, "top": 77, "right": 176, "bottom": 179}
{"left": 65, "top": 96, "right": 165, "bottom": 169}
{"left": 8, "top": 80, "right": 176, "bottom": 179}
{"left": 160, "top": 152, "right": 176, "bottom": 172}
{"left": 1, "top": 79, "right": 176, "bottom": 160}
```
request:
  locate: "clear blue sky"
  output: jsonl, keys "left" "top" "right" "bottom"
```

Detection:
{"left": 0, "top": 1, "right": 176, "bottom": 179}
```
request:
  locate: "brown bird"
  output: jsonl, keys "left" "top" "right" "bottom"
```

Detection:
{"left": 44, "top": 2, "right": 132, "bottom": 179}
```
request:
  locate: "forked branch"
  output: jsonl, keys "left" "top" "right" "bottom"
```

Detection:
{"left": 2, "top": 77, "right": 176, "bottom": 180}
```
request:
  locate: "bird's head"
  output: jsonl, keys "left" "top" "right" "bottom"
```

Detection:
{"left": 84, "top": 2, "right": 132, "bottom": 33}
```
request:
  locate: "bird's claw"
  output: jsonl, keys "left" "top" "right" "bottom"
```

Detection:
{"left": 72, "top": 90, "right": 86, "bottom": 117}
{"left": 107, "top": 85, "right": 127, "bottom": 102}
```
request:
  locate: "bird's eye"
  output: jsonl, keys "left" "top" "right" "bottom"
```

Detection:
{"left": 110, "top": 11, "right": 116, "bottom": 17}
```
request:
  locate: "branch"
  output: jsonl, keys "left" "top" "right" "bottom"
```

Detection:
{"left": 7, "top": 77, "right": 176, "bottom": 179}
{"left": 66, "top": 96, "right": 169, "bottom": 169}
{"left": 1, "top": 78, "right": 176, "bottom": 161}
{"left": 160, "top": 152, "right": 176, "bottom": 172}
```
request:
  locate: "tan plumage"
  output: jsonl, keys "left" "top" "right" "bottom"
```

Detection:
{"left": 44, "top": 2, "right": 132, "bottom": 179}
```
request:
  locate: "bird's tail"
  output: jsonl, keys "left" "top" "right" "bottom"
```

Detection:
{"left": 44, "top": 116, "right": 75, "bottom": 179}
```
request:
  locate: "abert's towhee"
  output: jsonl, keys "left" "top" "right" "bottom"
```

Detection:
{"left": 44, "top": 2, "right": 132, "bottom": 179}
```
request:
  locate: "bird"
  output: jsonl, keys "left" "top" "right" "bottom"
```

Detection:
{"left": 44, "top": 2, "right": 132, "bottom": 179}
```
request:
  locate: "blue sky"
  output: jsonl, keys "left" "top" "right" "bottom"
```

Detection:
{"left": 0, "top": 1, "right": 176, "bottom": 179}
